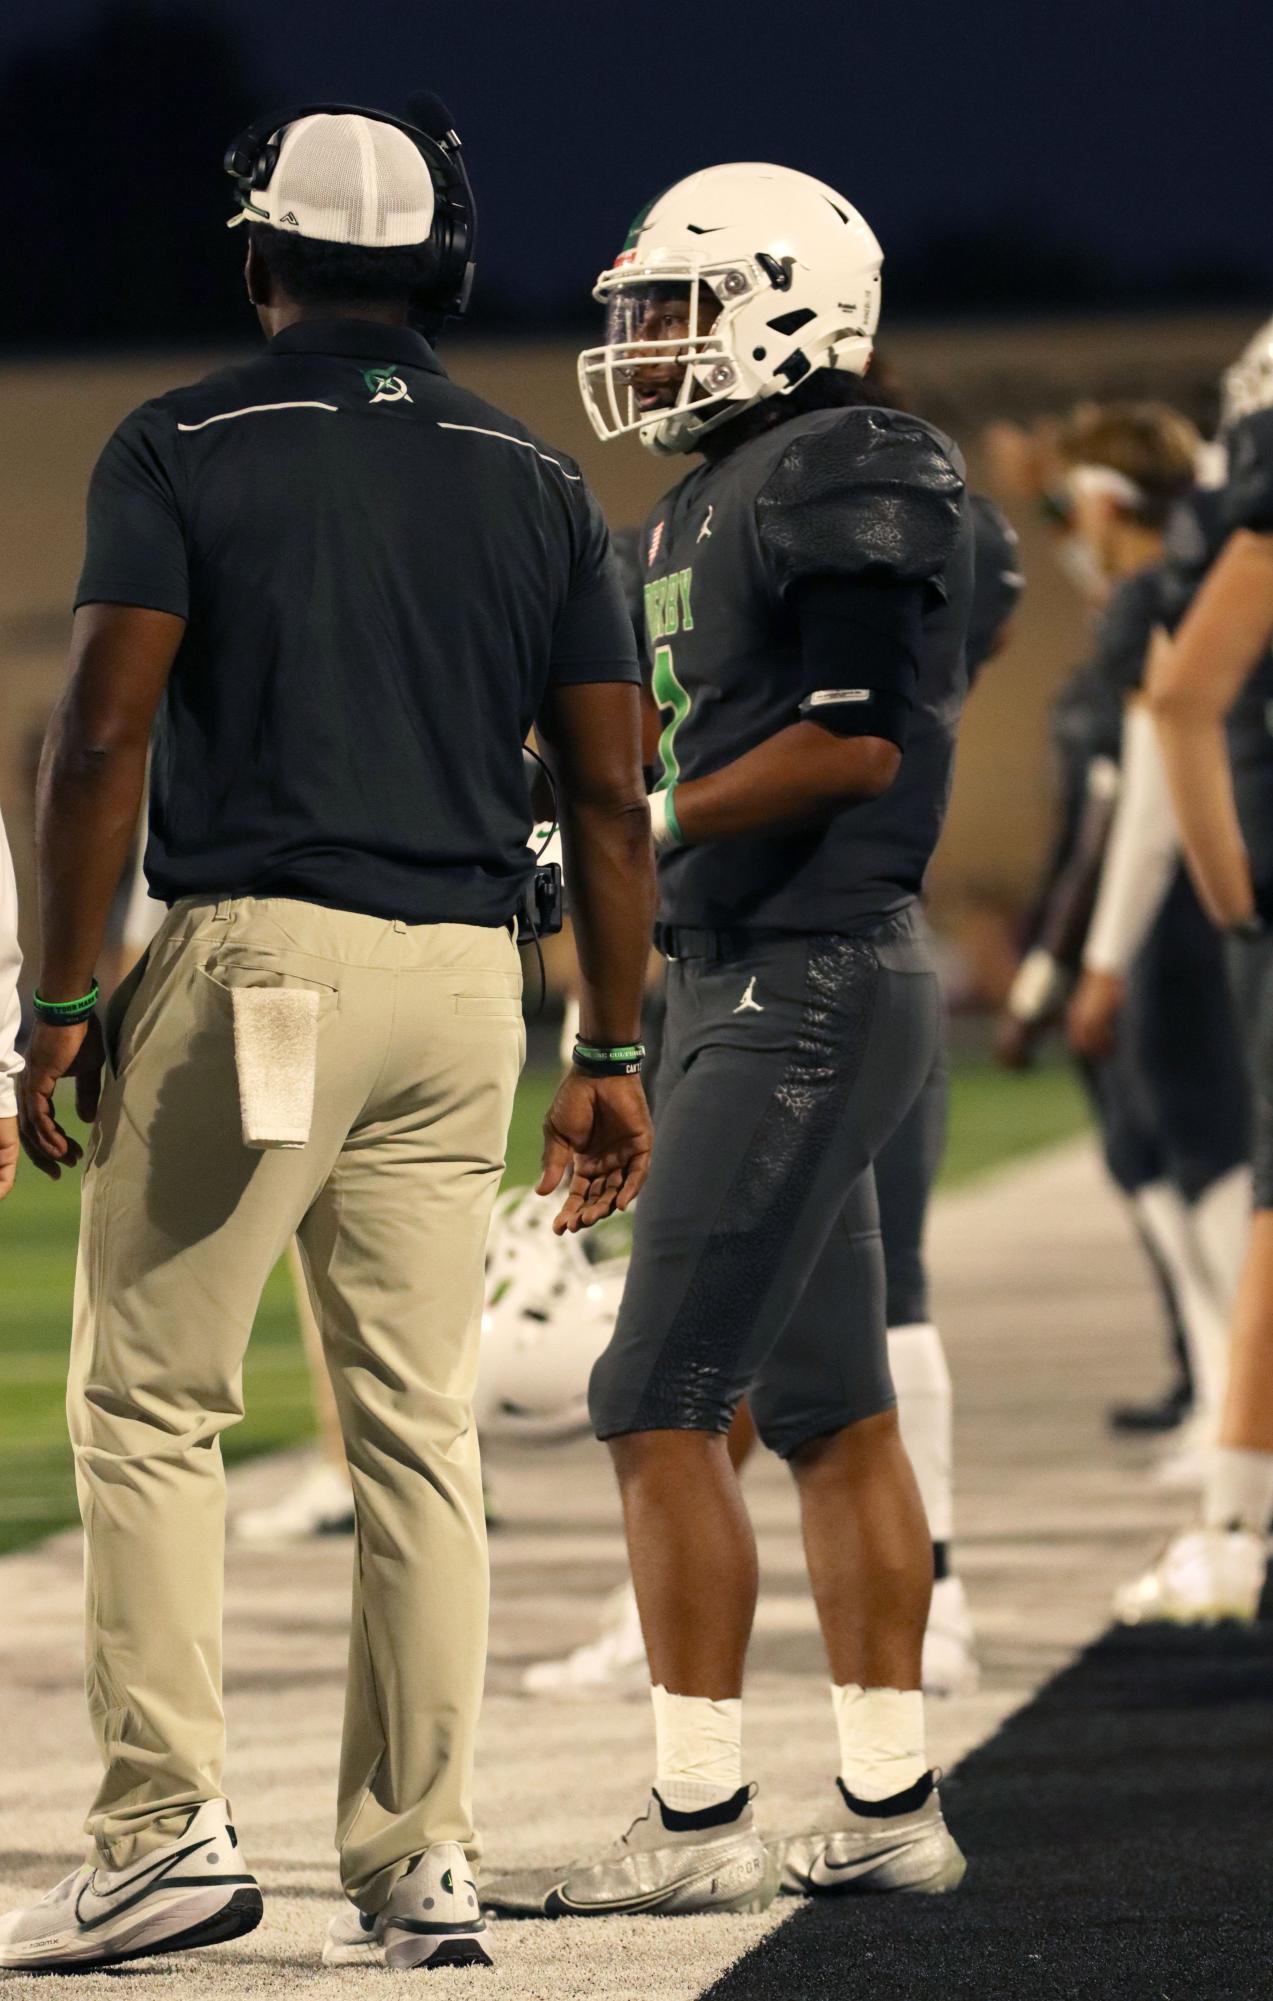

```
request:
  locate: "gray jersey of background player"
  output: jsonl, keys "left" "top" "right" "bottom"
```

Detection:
{"left": 1160, "top": 434, "right": 1273, "bottom": 908}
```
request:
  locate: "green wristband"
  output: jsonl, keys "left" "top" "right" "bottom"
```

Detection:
{"left": 573, "top": 1039, "right": 646, "bottom": 1078}
{"left": 33, "top": 981, "right": 100, "bottom": 1026}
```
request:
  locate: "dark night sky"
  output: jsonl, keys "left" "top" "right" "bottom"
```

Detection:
{"left": 5, "top": 0, "right": 1273, "bottom": 330}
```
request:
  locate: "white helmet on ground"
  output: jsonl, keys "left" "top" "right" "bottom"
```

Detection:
{"left": 578, "top": 162, "right": 883, "bottom": 456}
{"left": 475, "top": 1187, "right": 632, "bottom": 1442}
{"left": 1221, "top": 313, "right": 1273, "bottom": 431}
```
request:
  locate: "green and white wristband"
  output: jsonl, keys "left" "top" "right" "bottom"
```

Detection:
{"left": 648, "top": 785, "right": 685, "bottom": 851}
{"left": 572, "top": 1040, "right": 646, "bottom": 1079}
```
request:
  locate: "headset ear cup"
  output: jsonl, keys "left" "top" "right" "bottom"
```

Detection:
{"left": 253, "top": 143, "right": 280, "bottom": 190}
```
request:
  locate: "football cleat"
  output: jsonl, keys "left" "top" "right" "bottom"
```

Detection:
{"left": 521, "top": 1582, "right": 647, "bottom": 1697}
{"left": 323, "top": 1842, "right": 492, "bottom": 1971}
{"left": 770, "top": 1773, "right": 965, "bottom": 1897}
{"left": 481, "top": 1788, "right": 777, "bottom": 1918}
{"left": 0, "top": 1800, "right": 261, "bottom": 1973}
{"left": 922, "top": 1576, "right": 980, "bottom": 1697}
{"left": 232, "top": 1459, "right": 354, "bottom": 1542}
{"left": 1113, "top": 1526, "right": 1265, "bottom": 1627}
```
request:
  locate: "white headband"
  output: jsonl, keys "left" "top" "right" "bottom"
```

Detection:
{"left": 1067, "top": 463, "right": 1148, "bottom": 510}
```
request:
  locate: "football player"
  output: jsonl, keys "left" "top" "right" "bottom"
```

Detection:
{"left": 1055, "top": 406, "right": 1251, "bottom": 1485}
{"left": 484, "top": 164, "right": 972, "bottom": 1920}
{"left": 1116, "top": 318, "right": 1273, "bottom": 1624}
{"left": 518, "top": 488, "right": 1023, "bottom": 1704}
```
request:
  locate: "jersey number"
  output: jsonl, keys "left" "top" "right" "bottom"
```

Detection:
{"left": 651, "top": 643, "right": 691, "bottom": 788}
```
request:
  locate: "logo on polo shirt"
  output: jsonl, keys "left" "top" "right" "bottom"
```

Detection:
{"left": 363, "top": 367, "right": 413, "bottom": 405}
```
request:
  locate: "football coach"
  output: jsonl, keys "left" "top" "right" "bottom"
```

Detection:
{"left": 9, "top": 102, "right": 654, "bottom": 1974}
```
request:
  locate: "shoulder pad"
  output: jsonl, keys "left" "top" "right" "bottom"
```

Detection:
{"left": 756, "top": 408, "right": 965, "bottom": 593}
{"left": 967, "top": 493, "right": 1024, "bottom": 675}
{"left": 1223, "top": 409, "right": 1273, "bottom": 535}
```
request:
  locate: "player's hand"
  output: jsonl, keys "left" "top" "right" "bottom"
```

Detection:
{"left": 0, "top": 1114, "right": 18, "bottom": 1199}
{"left": 1065, "top": 969, "right": 1125, "bottom": 1062}
{"left": 994, "top": 1012, "right": 1040, "bottom": 1070}
{"left": 538, "top": 1070, "right": 653, "bottom": 1234}
{"left": 17, "top": 1014, "right": 105, "bottom": 1179}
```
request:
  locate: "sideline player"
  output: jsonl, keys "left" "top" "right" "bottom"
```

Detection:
{"left": 520, "top": 488, "right": 1022, "bottom": 1703}
{"left": 1117, "top": 319, "right": 1273, "bottom": 1623}
{"left": 1055, "top": 407, "right": 1251, "bottom": 1483}
{"left": 484, "top": 162, "right": 973, "bottom": 1919}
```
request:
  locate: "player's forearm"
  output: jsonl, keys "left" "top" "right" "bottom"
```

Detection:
{"left": 1151, "top": 712, "right": 1254, "bottom": 928}
{"left": 559, "top": 797, "right": 655, "bottom": 1047}
{"left": 668, "top": 723, "right": 899, "bottom": 845}
{"left": 35, "top": 704, "right": 150, "bottom": 998}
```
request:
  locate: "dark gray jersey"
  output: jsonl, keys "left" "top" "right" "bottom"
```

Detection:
{"left": 1161, "top": 428, "right": 1273, "bottom": 912}
{"left": 641, "top": 404, "right": 973, "bottom": 934}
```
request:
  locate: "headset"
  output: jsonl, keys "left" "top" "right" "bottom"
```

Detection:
{"left": 223, "top": 94, "right": 477, "bottom": 326}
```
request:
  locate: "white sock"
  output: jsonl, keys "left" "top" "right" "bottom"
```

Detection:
{"left": 832, "top": 1684, "right": 927, "bottom": 1802}
{"left": 1133, "top": 1182, "right": 1229, "bottom": 1415}
{"left": 1203, "top": 1446, "right": 1273, "bottom": 1532}
{"left": 651, "top": 1685, "right": 743, "bottom": 1811}
{"left": 887, "top": 1322, "right": 953, "bottom": 1543}
{"left": 1190, "top": 1165, "right": 1253, "bottom": 1312}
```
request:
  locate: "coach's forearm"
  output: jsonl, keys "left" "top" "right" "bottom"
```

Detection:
{"left": 671, "top": 722, "right": 899, "bottom": 844}
{"left": 560, "top": 797, "right": 655, "bottom": 1046}
{"left": 36, "top": 709, "right": 149, "bottom": 999}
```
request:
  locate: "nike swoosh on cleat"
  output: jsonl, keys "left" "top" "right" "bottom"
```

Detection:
{"left": 818, "top": 1840, "right": 917, "bottom": 1877}
{"left": 541, "top": 1881, "right": 683, "bottom": 1917}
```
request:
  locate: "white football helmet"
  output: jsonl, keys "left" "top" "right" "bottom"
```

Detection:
{"left": 475, "top": 1187, "right": 632, "bottom": 1442}
{"left": 1220, "top": 313, "right": 1273, "bottom": 431}
{"left": 578, "top": 162, "right": 882, "bottom": 456}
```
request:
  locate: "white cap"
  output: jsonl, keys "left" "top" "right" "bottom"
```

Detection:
{"left": 230, "top": 112, "right": 435, "bottom": 247}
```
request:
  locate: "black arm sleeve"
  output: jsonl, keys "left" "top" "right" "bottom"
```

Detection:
{"left": 790, "top": 574, "right": 926, "bottom": 751}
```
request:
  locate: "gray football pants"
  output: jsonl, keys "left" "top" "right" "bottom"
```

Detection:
{"left": 590, "top": 914, "right": 940, "bottom": 1458}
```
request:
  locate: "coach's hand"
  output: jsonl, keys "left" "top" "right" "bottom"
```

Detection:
{"left": 17, "top": 1015, "right": 105, "bottom": 1179}
{"left": 539, "top": 1071, "right": 653, "bottom": 1234}
{"left": 0, "top": 1115, "right": 17, "bottom": 1199}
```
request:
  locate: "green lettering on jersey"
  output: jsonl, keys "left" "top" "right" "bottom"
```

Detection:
{"left": 644, "top": 567, "right": 694, "bottom": 643}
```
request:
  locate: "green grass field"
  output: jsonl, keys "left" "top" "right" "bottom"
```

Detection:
{"left": 0, "top": 1054, "right": 1089, "bottom": 1557}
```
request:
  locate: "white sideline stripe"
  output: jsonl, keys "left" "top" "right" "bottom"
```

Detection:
{"left": 437, "top": 421, "right": 581, "bottom": 481}
{"left": 176, "top": 401, "right": 339, "bottom": 432}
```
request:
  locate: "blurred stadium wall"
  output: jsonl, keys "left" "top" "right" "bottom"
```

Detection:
{"left": 1, "top": 311, "right": 1262, "bottom": 996}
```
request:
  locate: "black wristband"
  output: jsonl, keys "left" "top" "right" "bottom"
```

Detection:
{"left": 572, "top": 1040, "right": 646, "bottom": 1078}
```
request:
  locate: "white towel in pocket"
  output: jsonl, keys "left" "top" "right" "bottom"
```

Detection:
{"left": 231, "top": 986, "right": 321, "bottom": 1149}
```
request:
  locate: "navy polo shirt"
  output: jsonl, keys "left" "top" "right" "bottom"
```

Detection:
{"left": 75, "top": 320, "right": 639, "bottom": 925}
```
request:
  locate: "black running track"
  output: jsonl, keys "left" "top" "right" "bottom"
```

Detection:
{"left": 701, "top": 1624, "right": 1273, "bottom": 2001}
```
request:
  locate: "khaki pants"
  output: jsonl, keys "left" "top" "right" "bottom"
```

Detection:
{"left": 69, "top": 895, "right": 524, "bottom": 1909}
